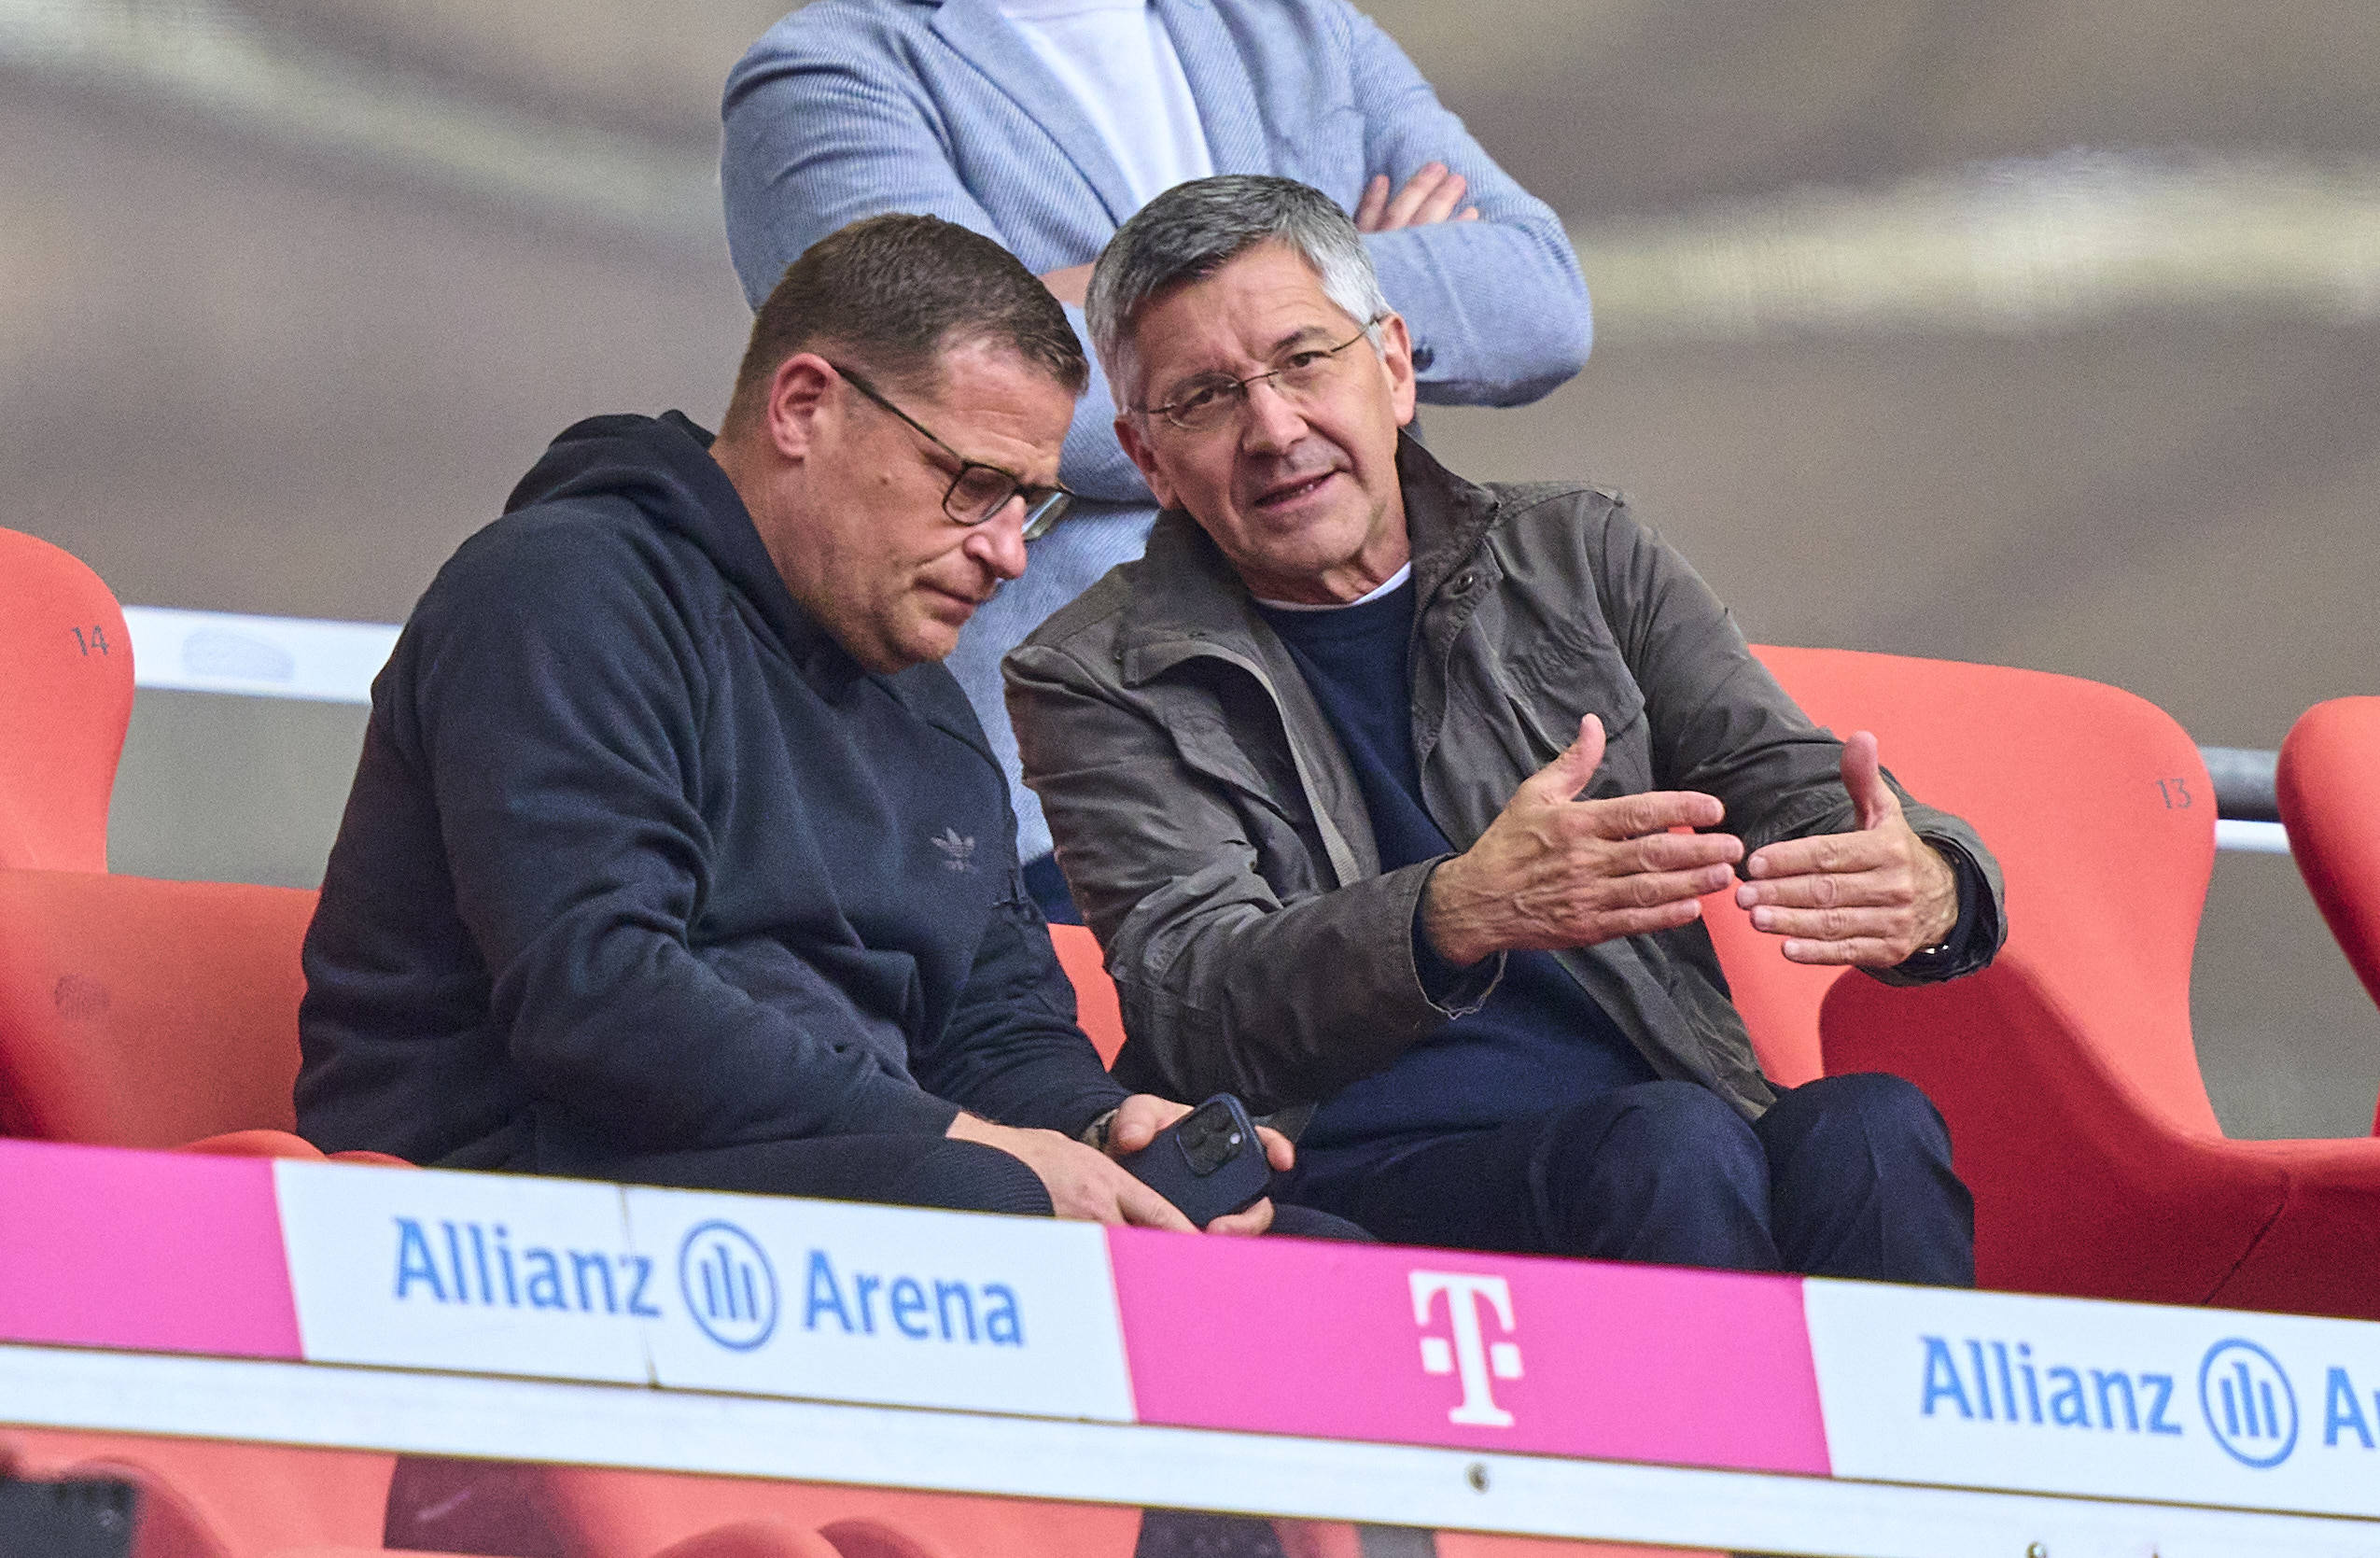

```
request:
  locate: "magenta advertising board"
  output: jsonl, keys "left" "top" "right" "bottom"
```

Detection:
{"left": 1106, "top": 1226, "right": 1829, "bottom": 1474}
{"left": 0, "top": 1139, "right": 299, "bottom": 1361}
{"left": 5, "top": 1137, "right": 2380, "bottom": 1529}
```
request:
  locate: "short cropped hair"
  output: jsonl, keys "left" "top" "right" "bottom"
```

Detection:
{"left": 1086, "top": 175, "right": 1392, "bottom": 406}
{"left": 725, "top": 213, "right": 1087, "bottom": 431}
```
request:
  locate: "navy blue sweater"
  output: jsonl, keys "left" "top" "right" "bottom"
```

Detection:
{"left": 297, "top": 413, "right": 1125, "bottom": 1171}
{"left": 1256, "top": 581, "right": 1655, "bottom": 1150}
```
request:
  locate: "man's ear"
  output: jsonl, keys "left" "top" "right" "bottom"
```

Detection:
{"left": 1113, "top": 412, "right": 1182, "bottom": 512}
{"left": 763, "top": 352, "right": 838, "bottom": 461}
{"left": 1376, "top": 312, "right": 1419, "bottom": 428}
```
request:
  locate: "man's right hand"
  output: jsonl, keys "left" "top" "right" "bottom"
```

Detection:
{"left": 1421, "top": 714, "right": 1743, "bottom": 967}
{"left": 1354, "top": 163, "right": 1481, "bottom": 232}
{"left": 945, "top": 1112, "right": 1196, "bottom": 1230}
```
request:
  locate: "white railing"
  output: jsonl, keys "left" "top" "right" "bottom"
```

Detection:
{"left": 122, "top": 606, "right": 2297, "bottom": 852}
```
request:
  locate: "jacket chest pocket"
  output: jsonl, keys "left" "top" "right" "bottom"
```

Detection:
{"left": 1434, "top": 612, "right": 1653, "bottom": 834}
{"left": 1508, "top": 622, "right": 1652, "bottom": 797}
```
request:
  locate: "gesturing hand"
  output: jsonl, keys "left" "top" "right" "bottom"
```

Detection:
{"left": 1735, "top": 730, "right": 1959, "bottom": 966}
{"left": 1354, "top": 162, "right": 1482, "bottom": 232}
{"left": 1421, "top": 715, "right": 1743, "bottom": 968}
{"left": 1102, "top": 1094, "right": 1293, "bottom": 1237}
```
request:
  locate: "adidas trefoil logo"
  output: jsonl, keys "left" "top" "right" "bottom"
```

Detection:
{"left": 932, "top": 827, "right": 977, "bottom": 873}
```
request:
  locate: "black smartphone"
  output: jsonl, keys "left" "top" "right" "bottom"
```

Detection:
{"left": 0, "top": 1476, "right": 137, "bottom": 1558}
{"left": 1116, "top": 1093, "right": 1270, "bottom": 1225}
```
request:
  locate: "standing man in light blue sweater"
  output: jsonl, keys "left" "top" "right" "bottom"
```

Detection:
{"left": 723, "top": 0, "right": 1591, "bottom": 918}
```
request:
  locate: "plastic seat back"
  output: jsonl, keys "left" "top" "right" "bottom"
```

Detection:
{"left": 0, "top": 528, "right": 134, "bottom": 871}
{"left": 2278, "top": 696, "right": 2380, "bottom": 1021}
{"left": 534, "top": 1466, "right": 1140, "bottom": 1558}
{"left": 0, "top": 870, "right": 317, "bottom": 1145}
{"left": 1699, "top": 877, "right": 1841, "bottom": 1088}
{"left": 0, "top": 1427, "right": 393, "bottom": 1558}
{"left": 1751, "top": 646, "right": 2221, "bottom": 1136}
{"left": 1049, "top": 921, "right": 1126, "bottom": 1068}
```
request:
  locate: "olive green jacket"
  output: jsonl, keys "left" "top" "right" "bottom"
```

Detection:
{"left": 1003, "top": 439, "right": 2003, "bottom": 1119}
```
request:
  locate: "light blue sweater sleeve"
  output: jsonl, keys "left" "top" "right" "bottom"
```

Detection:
{"left": 1336, "top": 2, "right": 1593, "bottom": 404}
{"left": 721, "top": 21, "right": 1155, "bottom": 504}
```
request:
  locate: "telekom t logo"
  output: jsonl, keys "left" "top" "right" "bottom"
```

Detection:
{"left": 1410, "top": 1270, "right": 1524, "bottom": 1426}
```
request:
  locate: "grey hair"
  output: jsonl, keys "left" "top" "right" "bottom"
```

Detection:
{"left": 1086, "top": 175, "right": 1392, "bottom": 408}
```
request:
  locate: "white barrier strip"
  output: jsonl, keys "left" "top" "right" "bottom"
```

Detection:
{"left": 122, "top": 606, "right": 397, "bottom": 706}
{"left": 2, "top": 1343, "right": 2374, "bottom": 1558}
{"left": 2216, "top": 820, "right": 2292, "bottom": 855}
{"left": 115, "top": 605, "right": 2300, "bottom": 857}
{"left": 266, "top": 1159, "right": 1139, "bottom": 1425}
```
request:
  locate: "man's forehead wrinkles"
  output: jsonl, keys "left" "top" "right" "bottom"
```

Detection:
{"left": 1154, "top": 317, "right": 1343, "bottom": 393}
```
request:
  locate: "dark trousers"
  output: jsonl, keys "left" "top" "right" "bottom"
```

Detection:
{"left": 1276, "top": 1074, "right": 1973, "bottom": 1285}
{"left": 596, "top": 1131, "right": 1369, "bottom": 1242}
{"left": 600, "top": 1133, "right": 1059, "bottom": 1215}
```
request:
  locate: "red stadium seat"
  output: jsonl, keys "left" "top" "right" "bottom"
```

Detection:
{"left": 1699, "top": 865, "right": 1841, "bottom": 1088}
{"left": 529, "top": 1467, "right": 1141, "bottom": 1558}
{"left": 1780, "top": 648, "right": 2380, "bottom": 1318}
{"left": 2276, "top": 695, "right": 2380, "bottom": 1131}
{"left": 0, "top": 532, "right": 376, "bottom": 1163}
{"left": 0, "top": 527, "right": 134, "bottom": 873}
{"left": 1437, "top": 1537, "right": 1722, "bottom": 1558}
{"left": 0, "top": 1427, "right": 396, "bottom": 1558}
{"left": 1049, "top": 923, "right": 1126, "bottom": 1068}
{"left": 0, "top": 868, "right": 349, "bottom": 1161}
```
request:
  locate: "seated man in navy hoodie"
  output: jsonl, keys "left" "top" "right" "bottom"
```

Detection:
{"left": 1009, "top": 177, "right": 2001, "bottom": 1280}
{"left": 297, "top": 212, "right": 1324, "bottom": 1237}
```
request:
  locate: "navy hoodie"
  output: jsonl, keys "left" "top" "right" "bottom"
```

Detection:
{"left": 297, "top": 413, "right": 1126, "bottom": 1171}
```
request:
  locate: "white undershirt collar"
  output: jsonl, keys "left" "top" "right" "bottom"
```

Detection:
{"left": 1253, "top": 561, "right": 1415, "bottom": 612}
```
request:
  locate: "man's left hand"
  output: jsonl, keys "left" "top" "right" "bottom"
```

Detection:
{"left": 1735, "top": 731, "right": 1958, "bottom": 967}
{"left": 1104, "top": 1093, "right": 1295, "bottom": 1237}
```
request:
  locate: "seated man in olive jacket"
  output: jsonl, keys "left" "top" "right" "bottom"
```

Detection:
{"left": 1004, "top": 175, "right": 2004, "bottom": 1281}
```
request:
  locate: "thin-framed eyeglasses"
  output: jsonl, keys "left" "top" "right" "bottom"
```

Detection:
{"left": 1136, "top": 317, "right": 1383, "bottom": 433}
{"left": 830, "top": 361, "right": 1076, "bottom": 540}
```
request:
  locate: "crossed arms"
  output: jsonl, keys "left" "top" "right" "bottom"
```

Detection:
{"left": 721, "top": 0, "right": 1590, "bottom": 504}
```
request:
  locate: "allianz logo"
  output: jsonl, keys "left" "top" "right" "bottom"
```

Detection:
{"left": 387, "top": 1216, "right": 1026, "bottom": 1356}
{"left": 393, "top": 1218, "right": 663, "bottom": 1317}
{"left": 679, "top": 1217, "right": 1025, "bottom": 1354}
{"left": 1922, "top": 1332, "right": 2380, "bottom": 1469}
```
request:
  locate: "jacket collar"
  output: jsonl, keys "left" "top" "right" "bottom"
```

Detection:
{"left": 1115, "top": 432, "right": 1501, "bottom": 683}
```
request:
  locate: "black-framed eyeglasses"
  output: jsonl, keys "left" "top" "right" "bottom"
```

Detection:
{"left": 1135, "top": 318, "right": 1383, "bottom": 432}
{"left": 832, "top": 362, "right": 1075, "bottom": 540}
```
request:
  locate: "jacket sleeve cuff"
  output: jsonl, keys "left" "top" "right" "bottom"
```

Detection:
{"left": 1043, "top": 1082, "right": 1134, "bottom": 1142}
{"left": 1871, "top": 837, "right": 1997, "bottom": 986}
{"left": 1407, "top": 858, "right": 1506, "bottom": 1017}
